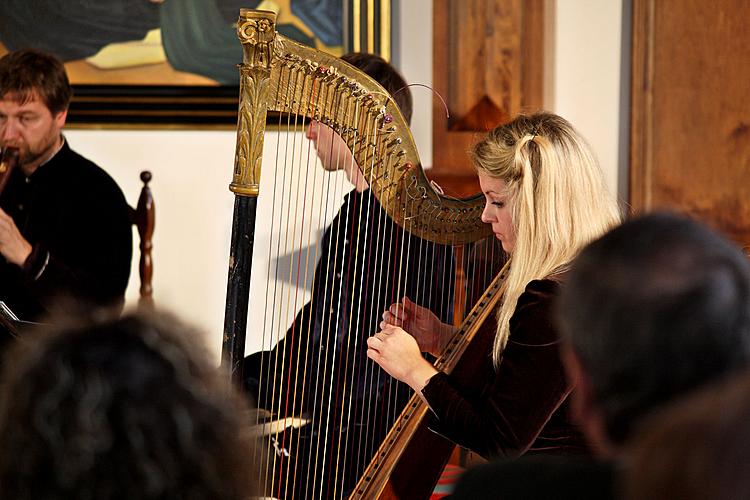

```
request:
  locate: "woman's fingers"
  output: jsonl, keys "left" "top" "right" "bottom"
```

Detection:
{"left": 366, "top": 326, "right": 430, "bottom": 387}
{"left": 381, "top": 307, "right": 410, "bottom": 329}
{"left": 371, "top": 326, "right": 404, "bottom": 345}
{"left": 380, "top": 324, "right": 402, "bottom": 334}
{"left": 388, "top": 304, "right": 409, "bottom": 322}
{"left": 402, "top": 296, "right": 417, "bottom": 313}
{"left": 368, "top": 332, "right": 389, "bottom": 365}
{"left": 368, "top": 328, "right": 398, "bottom": 349}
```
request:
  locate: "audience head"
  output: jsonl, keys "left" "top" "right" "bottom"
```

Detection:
{"left": 471, "top": 111, "right": 620, "bottom": 365}
{"left": 0, "top": 49, "right": 71, "bottom": 173}
{"left": 0, "top": 312, "right": 258, "bottom": 500}
{"left": 305, "top": 52, "right": 412, "bottom": 191}
{"left": 625, "top": 369, "right": 750, "bottom": 500}
{"left": 559, "top": 212, "right": 750, "bottom": 455}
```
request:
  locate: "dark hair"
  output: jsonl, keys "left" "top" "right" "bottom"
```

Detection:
{"left": 0, "top": 313, "right": 258, "bottom": 500}
{"left": 625, "top": 369, "right": 750, "bottom": 500}
{"left": 341, "top": 52, "right": 413, "bottom": 125}
{"left": 0, "top": 49, "right": 72, "bottom": 115}
{"left": 558, "top": 212, "right": 750, "bottom": 445}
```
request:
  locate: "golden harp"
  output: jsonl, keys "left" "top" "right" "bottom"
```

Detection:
{"left": 222, "top": 9, "right": 506, "bottom": 499}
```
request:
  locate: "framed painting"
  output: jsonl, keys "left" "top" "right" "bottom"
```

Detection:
{"left": 0, "top": 0, "right": 393, "bottom": 128}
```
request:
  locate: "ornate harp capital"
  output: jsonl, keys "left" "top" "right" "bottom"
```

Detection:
{"left": 231, "top": 9, "right": 276, "bottom": 197}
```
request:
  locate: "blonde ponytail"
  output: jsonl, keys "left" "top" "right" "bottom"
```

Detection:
{"left": 470, "top": 113, "right": 621, "bottom": 368}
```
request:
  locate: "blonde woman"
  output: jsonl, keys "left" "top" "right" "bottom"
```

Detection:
{"left": 367, "top": 112, "right": 621, "bottom": 458}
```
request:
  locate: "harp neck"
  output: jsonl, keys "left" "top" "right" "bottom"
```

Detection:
{"left": 233, "top": 8, "right": 491, "bottom": 244}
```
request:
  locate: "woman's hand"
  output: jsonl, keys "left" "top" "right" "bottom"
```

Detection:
{"left": 380, "top": 297, "right": 456, "bottom": 356}
{"left": 367, "top": 324, "right": 438, "bottom": 392}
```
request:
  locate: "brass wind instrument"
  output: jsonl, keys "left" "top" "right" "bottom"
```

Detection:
{"left": 0, "top": 148, "right": 19, "bottom": 197}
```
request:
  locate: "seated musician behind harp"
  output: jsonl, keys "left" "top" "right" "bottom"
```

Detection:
{"left": 371, "top": 112, "right": 622, "bottom": 458}
{"left": 0, "top": 50, "right": 132, "bottom": 322}
{"left": 242, "top": 53, "right": 455, "bottom": 496}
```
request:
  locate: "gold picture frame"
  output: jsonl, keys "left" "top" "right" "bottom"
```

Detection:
{"left": 0, "top": 0, "right": 392, "bottom": 128}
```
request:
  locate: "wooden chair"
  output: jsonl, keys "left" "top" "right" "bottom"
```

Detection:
{"left": 129, "top": 171, "right": 155, "bottom": 311}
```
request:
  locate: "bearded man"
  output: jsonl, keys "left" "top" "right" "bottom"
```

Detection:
{"left": 0, "top": 49, "right": 131, "bottom": 321}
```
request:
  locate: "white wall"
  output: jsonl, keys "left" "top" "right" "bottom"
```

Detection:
{"left": 397, "top": 0, "right": 433, "bottom": 167}
{"left": 67, "top": 129, "right": 347, "bottom": 361}
{"left": 549, "top": 0, "right": 624, "bottom": 195}
{"left": 65, "top": 1, "right": 624, "bottom": 361}
{"left": 66, "top": 129, "right": 236, "bottom": 360}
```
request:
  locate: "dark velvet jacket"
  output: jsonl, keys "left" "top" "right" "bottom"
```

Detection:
{"left": 452, "top": 456, "right": 617, "bottom": 500}
{"left": 0, "top": 141, "right": 132, "bottom": 321}
{"left": 422, "top": 278, "right": 589, "bottom": 459}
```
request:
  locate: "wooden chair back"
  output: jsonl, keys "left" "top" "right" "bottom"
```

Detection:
{"left": 129, "top": 171, "right": 155, "bottom": 311}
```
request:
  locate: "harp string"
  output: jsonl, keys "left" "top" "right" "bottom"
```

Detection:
{"left": 323, "top": 91, "right": 406, "bottom": 496}
{"left": 269, "top": 63, "right": 302, "bottom": 497}
{"left": 342, "top": 114, "right": 388, "bottom": 493}
{"left": 330, "top": 103, "right": 367, "bottom": 497}
{"left": 309, "top": 79, "right": 355, "bottom": 497}
{"left": 302, "top": 85, "right": 336, "bottom": 500}
{"left": 361, "top": 162, "right": 413, "bottom": 479}
{"left": 253, "top": 59, "right": 476, "bottom": 498}
{"left": 380, "top": 184, "right": 409, "bottom": 460}
{"left": 280, "top": 66, "right": 346, "bottom": 499}
{"left": 368, "top": 136, "right": 409, "bottom": 480}
{"left": 353, "top": 132, "right": 393, "bottom": 479}
{"left": 279, "top": 64, "right": 307, "bottom": 441}
{"left": 355, "top": 151, "right": 399, "bottom": 483}
{"left": 304, "top": 115, "right": 343, "bottom": 500}
{"left": 333, "top": 110, "right": 390, "bottom": 497}
{"left": 344, "top": 106, "right": 384, "bottom": 485}
{"left": 386, "top": 196, "right": 410, "bottom": 438}
{"left": 278, "top": 63, "right": 316, "bottom": 499}
{"left": 322, "top": 95, "right": 369, "bottom": 496}
{"left": 376, "top": 126, "right": 408, "bottom": 454}
{"left": 282, "top": 67, "right": 319, "bottom": 500}
{"left": 255, "top": 61, "right": 290, "bottom": 497}
{"left": 289, "top": 72, "right": 323, "bottom": 499}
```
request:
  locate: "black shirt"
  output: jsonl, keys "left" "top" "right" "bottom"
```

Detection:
{"left": 0, "top": 140, "right": 132, "bottom": 320}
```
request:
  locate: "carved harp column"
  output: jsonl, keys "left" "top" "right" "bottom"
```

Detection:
{"left": 222, "top": 11, "right": 276, "bottom": 381}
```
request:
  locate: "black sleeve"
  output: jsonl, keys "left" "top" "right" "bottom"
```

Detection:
{"left": 421, "top": 281, "right": 573, "bottom": 458}
{"left": 451, "top": 457, "right": 616, "bottom": 500}
{"left": 22, "top": 170, "right": 132, "bottom": 309}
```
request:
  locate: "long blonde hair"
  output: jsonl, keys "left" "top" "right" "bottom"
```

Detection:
{"left": 470, "top": 112, "right": 621, "bottom": 368}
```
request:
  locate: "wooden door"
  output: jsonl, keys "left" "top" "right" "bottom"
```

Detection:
{"left": 630, "top": 0, "right": 750, "bottom": 251}
{"left": 430, "top": 0, "right": 545, "bottom": 197}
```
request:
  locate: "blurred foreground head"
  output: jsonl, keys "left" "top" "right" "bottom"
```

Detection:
{"left": 559, "top": 212, "right": 750, "bottom": 454}
{"left": 625, "top": 368, "right": 750, "bottom": 500}
{"left": 0, "top": 312, "right": 258, "bottom": 500}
